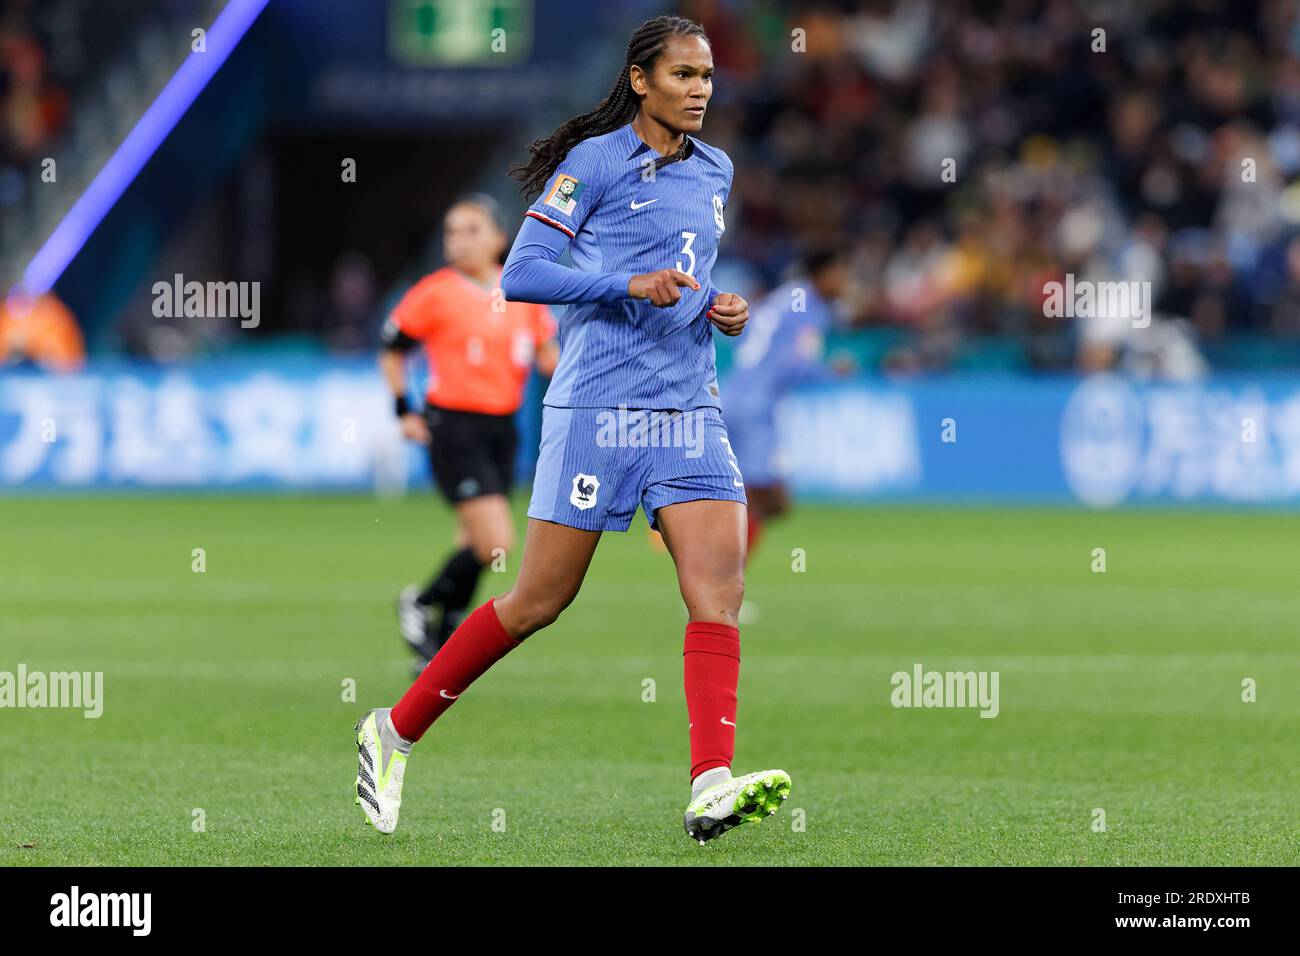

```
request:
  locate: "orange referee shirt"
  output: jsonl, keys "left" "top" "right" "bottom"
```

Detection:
{"left": 0, "top": 293, "right": 85, "bottom": 372}
{"left": 390, "top": 267, "right": 555, "bottom": 415}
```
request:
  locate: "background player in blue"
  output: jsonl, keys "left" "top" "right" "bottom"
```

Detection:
{"left": 353, "top": 16, "right": 792, "bottom": 844}
{"left": 722, "top": 247, "right": 854, "bottom": 566}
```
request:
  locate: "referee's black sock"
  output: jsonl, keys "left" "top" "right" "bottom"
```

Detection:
{"left": 417, "top": 547, "right": 485, "bottom": 611}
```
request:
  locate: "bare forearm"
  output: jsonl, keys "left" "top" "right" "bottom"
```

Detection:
{"left": 379, "top": 349, "right": 407, "bottom": 397}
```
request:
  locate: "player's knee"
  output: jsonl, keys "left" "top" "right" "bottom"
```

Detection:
{"left": 516, "top": 603, "right": 562, "bottom": 637}
{"left": 500, "top": 591, "right": 569, "bottom": 638}
{"left": 726, "top": 563, "right": 746, "bottom": 593}
{"left": 729, "top": 571, "right": 746, "bottom": 616}
{"left": 684, "top": 570, "right": 744, "bottom": 623}
{"left": 725, "top": 570, "right": 746, "bottom": 620}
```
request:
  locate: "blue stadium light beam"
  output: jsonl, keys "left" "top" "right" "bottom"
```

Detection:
{"left": 20, "top": 0, "right": 271, "bottom": 297}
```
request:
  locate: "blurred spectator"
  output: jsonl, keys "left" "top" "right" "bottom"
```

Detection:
{"left": 321, "top": 252, "right": 381, "bottom": 353}
{"left": 1, "top": 2, "right": 69, "bottom": 174}
{"left": 0, "top": 288, "right": 85, "bottom": 371}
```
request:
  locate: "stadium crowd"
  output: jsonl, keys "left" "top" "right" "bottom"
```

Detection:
{"left": 685, "top": 0, "right": 1300, "bottom": 374}
{"left": 8, "top": 0, "right": 1300, "bottom": 377}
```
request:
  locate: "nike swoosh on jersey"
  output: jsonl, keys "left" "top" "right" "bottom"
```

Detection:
{"left": 629, "top": 198, "right": 660, "bottom": 210}
{"left": 440, "top": 690, "right": 459, "bottom": 700}
{"left": 720, "top": 717, "right": 736, "bottom": 726}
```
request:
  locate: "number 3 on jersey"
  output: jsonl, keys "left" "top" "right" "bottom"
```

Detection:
{"left": 676, "top": 231, "right": 697, "bottom": 275}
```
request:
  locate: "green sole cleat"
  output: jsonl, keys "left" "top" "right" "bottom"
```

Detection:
{"left": 354, "top": 709, "right": 408, "bottom": 834}
{"left": 684, "top": 769, "right": 791, "bottom": 844}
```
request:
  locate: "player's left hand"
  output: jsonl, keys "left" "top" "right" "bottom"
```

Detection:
{"left": 707, "top": 293, "right": 749, "bottom": 336}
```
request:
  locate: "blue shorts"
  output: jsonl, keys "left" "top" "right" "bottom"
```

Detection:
{"left": 528, "top": 405, "right": 748, "bottom": 532}
{"left": 723, "top": 410, "right": 780, "bottom": 488}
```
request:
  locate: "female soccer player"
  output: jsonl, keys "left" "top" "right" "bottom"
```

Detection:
{"left": 380, "top": 194, "right": 558, "bottom": 665}
{"left": 355, "top": 16, "right": 791, "bottom": 845}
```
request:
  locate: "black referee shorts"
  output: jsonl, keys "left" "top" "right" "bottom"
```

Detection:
{"left": 424, "top": 404, "right": 518, "bottom": 504}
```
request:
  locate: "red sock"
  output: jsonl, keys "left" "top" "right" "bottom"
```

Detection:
{"left": 684, "top": 621, "right": 740, "bottom": 779}
{"left": 390, "top": 599, "right": 519, "bottom": 742}
{"left": 745, "top": 513, "right": 763, "bottom": 562}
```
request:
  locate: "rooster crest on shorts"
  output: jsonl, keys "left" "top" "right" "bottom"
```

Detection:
{"left": 570, "top": 473, "right": 599, "bottom": 509}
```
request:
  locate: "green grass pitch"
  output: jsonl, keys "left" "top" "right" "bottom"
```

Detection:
{"left": 1, "top": 495, "right": 1296, "bottom": 866}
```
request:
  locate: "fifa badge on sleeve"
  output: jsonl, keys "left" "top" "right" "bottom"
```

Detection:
{"left": 545, "top": 175, "right": 585, "bottom": 215}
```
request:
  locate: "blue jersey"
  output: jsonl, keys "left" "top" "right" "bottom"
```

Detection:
{"left": 722, "top": 279, "right": 833, "bottom": 417}
{"left": 522, "top": 121, "right": 734, "bottom": 411}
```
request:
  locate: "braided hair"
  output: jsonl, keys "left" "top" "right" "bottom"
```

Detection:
{"left": 509, "top": 15, "right": 708, "bottom": 200}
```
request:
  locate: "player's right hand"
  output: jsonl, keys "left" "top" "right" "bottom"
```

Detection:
{"left": 399, "top": 412, "right": 430, "bottom": 445}
{"left": 628, "top": 269, "right": 700, "bottom": 307}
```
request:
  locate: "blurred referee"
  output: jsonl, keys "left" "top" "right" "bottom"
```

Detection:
{"left": 380, "top": 194, "right": 558, "bottom": 665}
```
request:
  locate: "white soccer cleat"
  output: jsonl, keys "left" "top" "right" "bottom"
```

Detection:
{"left": 396, "top": 585, "right": 437, "bottom": 658}
{"left": 354, "top": 708, "right": 408, "bottom": 834}
{"left": 683, "top": 769, "right": 791, "bottom": 844}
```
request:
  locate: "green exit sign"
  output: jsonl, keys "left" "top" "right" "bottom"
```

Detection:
{"left": 390, "top": 0, "right": 532, "bottom": 66}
